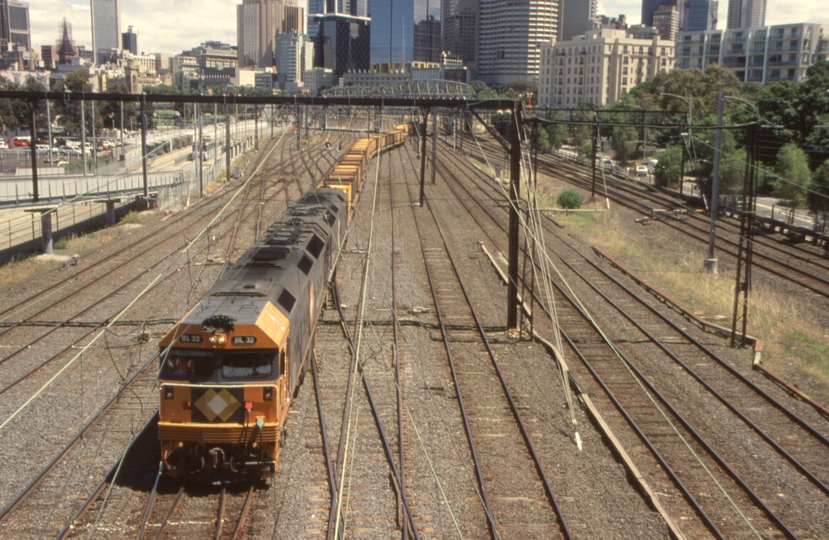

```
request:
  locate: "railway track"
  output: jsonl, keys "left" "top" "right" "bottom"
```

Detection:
{"left": 466, "top": 137, "right": 829, "bottom": 300}
{"left": 397, "top": 144, "right": 572, "bottom": 539}
{"left": 0, "top": 134, "right": 344, "bottom": 537}
{"left": 436, "top": 142, "right": 829, "bottom": 537}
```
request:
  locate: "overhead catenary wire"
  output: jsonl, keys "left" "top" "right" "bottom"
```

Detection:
{"left": 464, "top": 121, "right": 769, "bottom": 537}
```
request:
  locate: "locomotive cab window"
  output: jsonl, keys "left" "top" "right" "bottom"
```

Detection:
{"left": 161, "top": 349, "right": 215, "bottom": 380}
{"left": 221, "top": 351, "right": 275, "bottom": 379}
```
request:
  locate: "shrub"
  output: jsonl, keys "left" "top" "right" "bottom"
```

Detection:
{"left": 557, "top": 187, "right": 583, "bottom": 209}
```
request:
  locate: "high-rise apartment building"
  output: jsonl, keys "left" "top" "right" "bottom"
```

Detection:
{"left": 476, "top": 0, "right": 558, "bottom": 84}
{"left": 559, "top": 0, "right": 597, "bottom": 42}
{"left": 538, "top": 27, "right": 675, "bottom": 108}
{"left": 276, "top": 31, "right": 314, "bottom": 89}
{"left": 726, "top": 0, "right": 764, "bottom": 29}
{"left": 370, "top": 0, "right": 441, "bottom": 64}
{"left": 91, "top": 0, "right": 121, "bottom": 64}
{"left": 642, "top": 0, "right": 674, "bottom": 27}
{"left": 678, "top": 0, "right": 718, "bottom": 32}
{"left": 676, "top": 23, "right": 826, "bottom": 84}
{"left": 0, "top": 0, "right": 30, "bottom": 52}
{"left": 442, "top": 0, "right": 476, "bottom": 68}
{"left": 121, "top": 25, "right": 137, "bottom": 55}
{"left": 236, "top": 0, "right": 299, "bottom": 68}
{"left": 653, "top": 3, "right": 679, "bottom": 40}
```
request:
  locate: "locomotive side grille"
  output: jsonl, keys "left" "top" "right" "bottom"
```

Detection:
{"left": 159, "top": 423, "right": 279, "bottom": 443}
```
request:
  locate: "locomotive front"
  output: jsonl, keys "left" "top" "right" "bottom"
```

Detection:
{"left": 157, "top": 302, "right": 290, "bottom": 481}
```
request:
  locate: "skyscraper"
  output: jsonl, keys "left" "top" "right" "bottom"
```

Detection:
{"left": 642, "top": 0, "right": 673, "bottom": 28}
{"left": 236, "top": 0, "right": 300, "bottom": 68}
{"left": 653, "top": 3, "right": 679, "bottom": 40}
{"left": 0, "top": 0, "right": 31, "bottom": 52}
{"left": 442, "top": 0, "right": 476, "bottom": 68}
{"left": 90, "top": 0, "right": 121, "bottom": 64}
{"left": 121, "top": 25, "right": 137, "bottom": 55}
{"left": 726, "top": 0, "right": 764, "bottom": 29}
{"left": 559, "top": 0, "right": 597, "bottom": 41}
{"left": 678, "top": 0, "right": 718, "bottom": 32}
{"left": 476, "top": 0, "right": 558, "bottom": 84}
{"left": 370, "top": 0, "right": 441, "bottom": 64}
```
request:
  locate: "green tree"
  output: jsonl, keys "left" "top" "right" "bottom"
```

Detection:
{"left": 719, "top": 147, "right": 747, "bottom": 196}
{"left": 53, "top": 70, "right": 102, "bottom": 138}
{"left": 541, "top": 109, "right": 566, "bottom": 151}
{"left": 469, "top": 80, "right": 497, "bottom": 99}
{"left": 655, "top": 145, "right": 684, "bottom": 188}
{"left": 0, "top": 76, "right": 48, "bottom": 132}
{"left": 773, "top": 143, "right": 811, "bottom": 222}
{"left": 99, "top": 79, "right": 137, "bottom": 131}
{"left": 557, "top": 187, "right": 583, "bottom": 209}
{"left": 611, "top": 125, "right": 638, "bottom": 164}
{"left": 808, "top": 159, "right": 829, "bottom": 232}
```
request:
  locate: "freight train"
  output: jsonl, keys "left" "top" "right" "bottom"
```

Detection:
{"left": 157, "top": 127, "right": 407, "bottom": 481}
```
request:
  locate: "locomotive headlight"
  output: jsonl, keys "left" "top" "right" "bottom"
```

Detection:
{"left": 163, "top": 386, "right": 174, "bottom": 400}
{"left": 263, "top": 387, "right": 274, "bottom": 400}
{"left": 208, "top": 333, "right": 227, "bottom": 345}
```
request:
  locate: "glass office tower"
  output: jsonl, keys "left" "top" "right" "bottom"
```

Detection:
{"left": 91, "top": 0, "right": 120, "bottom": 63}
{"left": 370, "top": 0, "right": 440, "bottom": 64}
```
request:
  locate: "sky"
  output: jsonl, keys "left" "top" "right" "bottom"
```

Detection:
{"left": 28, "top": 0, "right": 829, "bottom": 57}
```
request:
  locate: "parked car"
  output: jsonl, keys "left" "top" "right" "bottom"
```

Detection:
{"left": 635, "top": 164, "right": 649, "bottom": 176}
{"left": 60, "top": 146, "right": 91, "bottom": 157}
{"left": 12, "top": 137, "right": 30, "bottom": 147}
{"left": 0, "top": 139, "right": 7, "bottom": 150}
{"left": 36, "top": 144, "right": 59, "bottom": 155}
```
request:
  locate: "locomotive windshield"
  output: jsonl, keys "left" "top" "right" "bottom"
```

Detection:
{"left": 221, "top": 352, "right": 273, "bottom": 379}
{"left": 160, "top": 348, "right": 277, "bottom": 382}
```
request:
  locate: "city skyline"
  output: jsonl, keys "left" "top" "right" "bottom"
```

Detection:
{"left": 26, "top": 0, "right": 829, "bottom": 58}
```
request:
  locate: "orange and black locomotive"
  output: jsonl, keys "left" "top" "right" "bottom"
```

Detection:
{"left": 157, "top": 188, "right": 347, "bottom": 480}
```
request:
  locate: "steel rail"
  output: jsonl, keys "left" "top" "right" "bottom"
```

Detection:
{"left": 230, "top": 485, "right": 256, "bottom": 540}
{"left": 0, "top": 352, "right": 157, "bottom": 522}
{"left": 54, "top": 413, "right": 158, "bottom": 538}
{"left": 528, "top": 147, "right": 829, "bottom": 298}
{"left": 388, "top": 139, "right": 408, "bottom": 540}
{"left": 311, "top": 350, "right": 338, "bottom": 519}
{"left": 454, "top": 138, "right": 829, "bottom": 446}
{"left": 422, "top": 194, "right": 574, "bottom": 539}
{"left": 136, "top": 465, "right": 164, "bottom": 540}
{"left": 399, "top": 145, "right": 500, "bottom": 539}
{"left": 325, "top": 281, "right": 362, "bottom": 540}
{"left": 572, "top": 253, "right": 829, "bottom": 447}
{"left": 437, "top": 147, "right": 799, "bottom": 539}
{"left": 150, "top": 486, "right": 185, "bottom": 540}
{"left": 330, "top": 282, "right": 421, "bottom": 540}
{"left": 215, "top": 487, "right": 227, "bottom": 540}
{"left": 1, "top": 135, "right": 315, "bottom": 531}
{"left": 437, "top": 147, "right": 726, "bottom": 537}
{"left": 466, "top": 136, "right": 829, "bottom": 296}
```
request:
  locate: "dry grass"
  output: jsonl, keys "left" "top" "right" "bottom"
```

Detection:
{"left": 0, "top": 222, "right": 140, "bottom": 288}
{"left": 557, "top": 206, "right": 829, "bottom": 404}
{"left": 0, "top": 256, "right": 62, "bottom": 288}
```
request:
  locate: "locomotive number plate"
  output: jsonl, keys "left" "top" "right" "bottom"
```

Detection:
{"left": 179, "top": 334, "right": 203, "bottom": 343}
{"left": 232, "top": 336, "right": 257, "bottom": 345}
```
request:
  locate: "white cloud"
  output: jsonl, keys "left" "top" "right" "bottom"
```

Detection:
{"left": 597, "top": 1, "right": 829, "bottom": 26}
{"left": 31, "top": 0, "right": 239, "bottom": 55}
{"left": 29, "top": 1, "right": 829, "bottom": 56}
